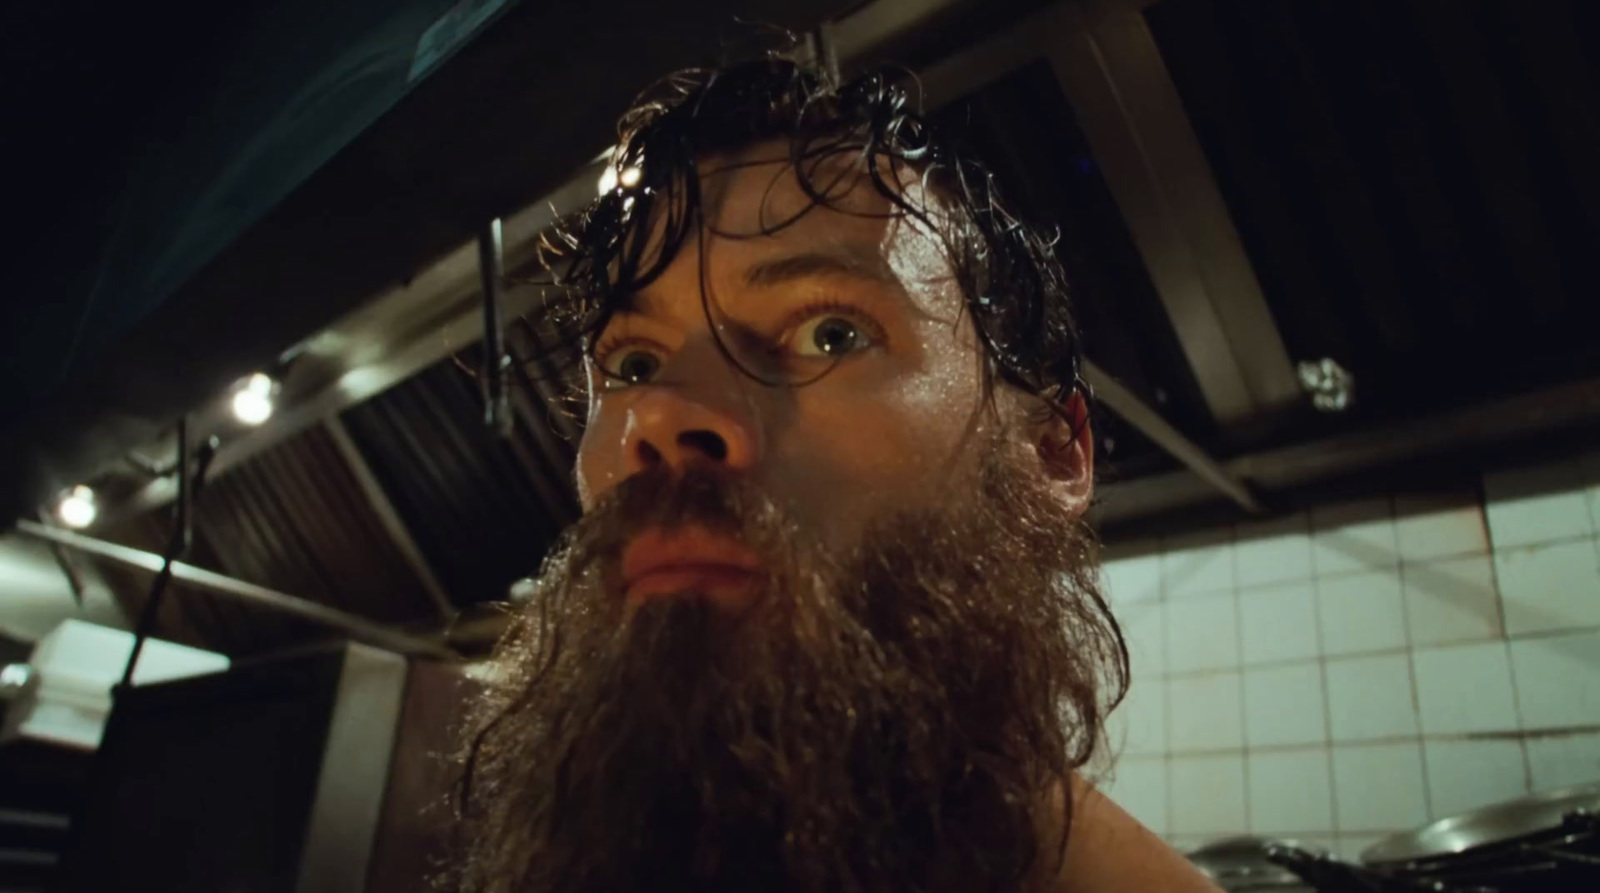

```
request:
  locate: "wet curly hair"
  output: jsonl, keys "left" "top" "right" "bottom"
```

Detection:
{"left": 521, "top": 51, "right": 1086, "bottom": 418}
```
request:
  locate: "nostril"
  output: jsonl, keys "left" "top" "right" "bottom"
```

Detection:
{"left": 636, "top": 440, "right": 663, "bottom": 468}
{"left": 678, "top": 429, "right": 728, "bottom": 462}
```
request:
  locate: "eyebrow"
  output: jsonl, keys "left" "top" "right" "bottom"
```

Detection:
{"left": 611, "top": 244, "right": 903, "bottom": 322}
{"left": 742, "top": 246, "right": 899, "bottom": 290}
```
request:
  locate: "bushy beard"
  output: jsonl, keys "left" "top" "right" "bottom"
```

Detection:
{"left": 449, "top": 434, "right": 1126, "bottom": 893}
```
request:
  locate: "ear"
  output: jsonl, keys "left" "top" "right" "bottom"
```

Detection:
{"left": 1034, "top": 390, "right": 1094, "bottom": 517}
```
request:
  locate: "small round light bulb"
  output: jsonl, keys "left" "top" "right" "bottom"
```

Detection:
{"left": 58, "top": 485, "right": 97, "bottom": 528}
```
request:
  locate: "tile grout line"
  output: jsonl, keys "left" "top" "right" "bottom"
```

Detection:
{"left": 1158, "top": 531, "right": 1175, "bottom": 839}
{"left": 1310, "top": 507, "right": 1343, "bottom": 841}
{"left": 1230, "top": 519, "right": 1251, "bottom": 835}
{"left": 1394, "top": 515, "right": 1436, "bottom": 823}
{"left": 1149, "top": 620, "right": 1600, "bottom": 682}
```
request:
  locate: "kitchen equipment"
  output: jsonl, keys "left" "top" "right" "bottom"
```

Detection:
{"left": 1186, "top": 837, "right": 1323, "bottom": 892}
{"left": 1360, "top": 783, "right": 1600, "bottom": 893}
{"left": 1363, "top": 783, "right": 1600, "bottom": 865}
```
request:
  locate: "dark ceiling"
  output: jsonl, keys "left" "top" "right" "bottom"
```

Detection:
{"left": 1148, "top": 0, "right": 1600, "bottom": 424}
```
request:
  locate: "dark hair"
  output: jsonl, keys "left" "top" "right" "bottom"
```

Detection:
{"left": 525, "top": 54, "right": 1085, "bottom": 417}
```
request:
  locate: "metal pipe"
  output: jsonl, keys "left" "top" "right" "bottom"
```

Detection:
{"left": 479, "top": 217, "right": 513, "bottom": 438}
{"left": 1082, "top": 360, "right": 1264, "bottom": 514}
{"left": 15, "top": 519, "right": 457, "bottom": 659}
{"left": 1094, "top": 376, "right": 1600, "bottom": 526}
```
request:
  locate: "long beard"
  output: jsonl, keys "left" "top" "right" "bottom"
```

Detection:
{"left": 450, "top": 437, "right": 1126, "bottom": 893}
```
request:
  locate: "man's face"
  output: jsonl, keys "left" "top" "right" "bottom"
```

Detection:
{"left": 575, "top": 142, "right": 1047, "bottom": 600}
{"left": 455, "top": 141, "right": 1116, "bottom": 893}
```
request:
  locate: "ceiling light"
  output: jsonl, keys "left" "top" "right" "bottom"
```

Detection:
{"left": 1298, "top": 357, "right": 1354, "bottom": 412}
{"left": 231, "top": 372, "right": 277, "bottom": 425}
{"left": 57, "top": 485, "right": 97, "bottom": 528}
{"left": 617, "top": 165, "right": 642, "bottom": 188}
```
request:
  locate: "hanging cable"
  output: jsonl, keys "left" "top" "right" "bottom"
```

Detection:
{"left": 117, "top": 417, "right": 221, "bottom": 691}
{"left": 479, "top": 217, "right": 513, "bottom": 438}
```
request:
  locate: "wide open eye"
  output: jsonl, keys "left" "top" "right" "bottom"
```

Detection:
{"left": 596, "top": 342, "right": 667, "bottom": 386}
{"left": 789, "top": 313, "right": 877, "bottom": 359}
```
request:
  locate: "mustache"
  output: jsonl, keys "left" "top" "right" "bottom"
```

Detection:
{"left": 548, "top": 464, "right": 802, "bottom": 604}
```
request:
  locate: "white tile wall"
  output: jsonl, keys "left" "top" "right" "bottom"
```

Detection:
{"left": 1105, "top": 757, "right": 1168, "bottom": 834}
{"left": 1583, "top": 451, "right": 1600, "bottom": 532}
{"left": 1103, "top": 550, "right": 1162, "bottom": 605}
{"left": 1120, "top": 601, "right": 1167, "bottom": 679}
{"left": 1494, "top": 539, "right": 1600, "bottom": 635}
{"left": 1168, "top": 673, "right": 1244, "bottom": 752}
{"left": 1238, "top": 583, "right": 1321, "bottom": 666}
{"left": 1114, "top": 679, "right": 1168, "bottom": 756}
{"left": 1317, "top": 570, "right": 1408, "bottom": 656}
{"left": 1242, "top": 662, "right": 1328, "bottom": 748}
{"left": 1166, "top": 595, "right": 1240, "bottom": 673}
{"left": 1394, "top": 492, "right": 1489, "bottom": 562}
{"left": 1412, "top": 642, "right": 1519, "bottom": 735}
{"left": 1402, "top": 555, "right": 1502, "bottom": 646}
{"left": 1332, "top": 743, "right": 1430, "bottom": 831}
{"left": 1162, "top": 528, "right": 1235, "bottom": 598}
{"left": 1422, "top": 739, "right": 1529, "bottom": 817}
{"left": 1525, "top": 733, "right": 1600, "bottom": 790}
{"left": 1325, "top": 654, "right": 1418, "bottom": 742}
{"left": 1312, "top": 499, "right": 1400, "bottom": 578}
{"left": 1508, "top": 630, "right": 1600, "bottom": 730}
{"left": 1248, "top": 749, "right": 1335, "bottom": 834}
{"left": 1235, "top": 513, "right": 1314, "bottom": 589}
{"left": 1170, "top": 753, "right": 1248, "bottom": 835}
{"left": 1483, "top": 459, "right": 1595, "bottom": 548}
{"left": 1102, "top": 452, "right": 1600, "bottom": 850}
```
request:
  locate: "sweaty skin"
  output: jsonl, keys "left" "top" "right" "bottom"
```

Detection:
{"left": 573, "top": 143, "right": 1219, "bottom": 893}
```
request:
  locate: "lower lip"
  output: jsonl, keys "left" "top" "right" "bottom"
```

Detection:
{"left": 625, "top": 565, "right": 762, "bottom": 605}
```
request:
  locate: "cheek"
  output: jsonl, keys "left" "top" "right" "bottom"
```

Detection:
{"left": 781, "top": 337, "right": 988, "bottom": 516}
{"left": 574, "top": 398, "right": 626, "bottom": 510}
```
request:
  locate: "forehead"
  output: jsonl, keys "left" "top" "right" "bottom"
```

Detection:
{"left": 696, "top": 140, "right": 899, "bottom": 231}
{"left": 624, "top": 140, "right": 960, "bottom": 315}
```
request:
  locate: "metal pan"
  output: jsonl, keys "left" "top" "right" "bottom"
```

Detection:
{"left": 1186, "top": 836, "right": 1319, "bottom": 891}
{"left": 1362, "top": 782, "right": 1600, "bottom": 865}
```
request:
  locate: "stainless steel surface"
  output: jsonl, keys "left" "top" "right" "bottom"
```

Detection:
{"left": 1185, "top": 836, "right": 1316, "bottom": 892}
{"left": 106, "top": 163, "right": 602, "bottom": 527}
{"left": 14, "top": 519, "right": 456, "bottom": 659}
{"left": 322, "top": 416, "right": 457, "bottom": 623}
{"left": 1083, "top": 361, "right": 1264, "bottom": 514}
{"left": 1362, "top": 782, "right": 1600, "bottom": 865}
{"left": 1095, "top": 376, "right": 1600, "bottom": 526}
{"left": 294, "top": 644, "right": 409, "bottom": 893}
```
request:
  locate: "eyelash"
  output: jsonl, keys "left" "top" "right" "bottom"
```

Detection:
{"left": 590, "top": 298, "right": 888, "bottom": 371}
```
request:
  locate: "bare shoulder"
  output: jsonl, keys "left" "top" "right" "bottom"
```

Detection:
{"left": 1039, "top": 774, "right": 1223, "bottom": 893}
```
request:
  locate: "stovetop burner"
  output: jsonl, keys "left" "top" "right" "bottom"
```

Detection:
{"left": 1261, "top": 811, "right": 1600, "bottom": 893}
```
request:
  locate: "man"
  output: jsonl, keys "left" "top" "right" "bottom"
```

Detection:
{"left": 453, "top": 56, "right": 1218, "bottom": 893}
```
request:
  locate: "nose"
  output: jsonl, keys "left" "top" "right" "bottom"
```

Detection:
{"left": 622, "top": 387, "right": 760, "bottom": 476}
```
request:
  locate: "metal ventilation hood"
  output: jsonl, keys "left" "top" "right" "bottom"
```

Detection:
{"left": 0, "top": 0, "right": 881, "bottom": 523}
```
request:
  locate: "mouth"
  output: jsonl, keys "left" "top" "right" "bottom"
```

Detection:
{"left": 621, "top": 526, "right": 765, "bottom": 608}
